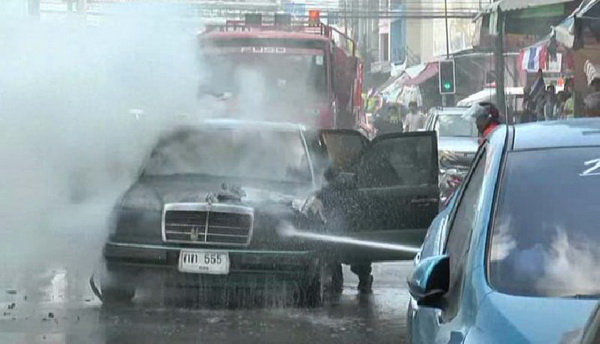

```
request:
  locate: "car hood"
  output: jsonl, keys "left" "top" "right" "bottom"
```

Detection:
{"left": 438, "top": 136, "right": 479, "bottom": 154}
{"left": 123, "top": 176, "right": 311, "bottom": 209}
{"left": 467, "top": 291, "right": 597, "bottom": 343}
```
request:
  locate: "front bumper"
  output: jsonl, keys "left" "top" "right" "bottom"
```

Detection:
{"left": 103, "top": 241, "right": 319, "bottom": 286}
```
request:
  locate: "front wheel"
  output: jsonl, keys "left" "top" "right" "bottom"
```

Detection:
{"left": 100, "top": 270, "right": 135, "bottom": 306}
{"left": 101, "top": 286, "right": 135, "bottom": 305}
{"left": 298, "top": 264, "right": 330, "bottom": 308}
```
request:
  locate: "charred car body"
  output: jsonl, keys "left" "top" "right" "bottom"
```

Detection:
{"left": 101, "top": 119, "right": 440, "bottom": 306}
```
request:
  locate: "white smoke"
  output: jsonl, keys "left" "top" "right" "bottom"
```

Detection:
{"left": 537, "top": 228, "right": 600, "bottom": 296}
{"left": 0, "top": 8, "right": 204, "bottom": 269}
{"left": 489, "top": 217, "right": 517, "bottom": 262}
{"left": 490, "top": 218, "right": 600, "bottom": 296}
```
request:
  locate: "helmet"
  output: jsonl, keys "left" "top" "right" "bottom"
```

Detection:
{"left": 464, "top": 102, "right": 500, "bottom": 122}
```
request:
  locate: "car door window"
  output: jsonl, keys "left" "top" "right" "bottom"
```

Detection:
{"left": 355, "top": 132, "right": 438, "bottom": 188}
{"left": 319, "top": 130, "right": 367, "bottom": 172}
{"left": 442, "top": 145, "right": 487, "bottom": 321}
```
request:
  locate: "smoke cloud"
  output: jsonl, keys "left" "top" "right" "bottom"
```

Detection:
{"left": 490, "top": 218, "right": 600, "bottom": 297}
{"left": 0, "top": 6, "right": 329, "bottom": 278}
{"left": 0, "top": 7, "right": 204, "bottom": 269}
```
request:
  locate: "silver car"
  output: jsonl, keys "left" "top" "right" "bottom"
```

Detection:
{"left": 424, "top": 107, "right": 479, "bottom": 202}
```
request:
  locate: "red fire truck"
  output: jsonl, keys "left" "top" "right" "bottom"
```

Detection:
{"left": 198, "top": 12, "right": 367, "bottom": 132}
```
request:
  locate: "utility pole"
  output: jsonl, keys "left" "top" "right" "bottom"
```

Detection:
{"left": 343, "top": 0, "right": 348, "bottom": 37}
{"left": 442, "top": 0, "right": 454, "bottom": 106}
{"left": 444, "top": 0, "right": 450, "bottom": 59}
{"left": 494, "top": 10, "right": 507, "bottom": 121}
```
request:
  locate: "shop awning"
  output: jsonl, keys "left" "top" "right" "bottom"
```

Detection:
{"left": 478, "top": 0, "right": 573, "bottom": 15}
{"left": 554, "top": 16, "right": 576, "bottom": 47}
{"left": 404, "top": 62, "right": 439, "bottom": 86}
{"left": 585, "top": 60, "right": 600, "bottom": 85}
{"left": 475, "top": 0, "right": 575, "bottom": 37}
{"left": 554, "top": 0, "right": 600, "bottom": 48}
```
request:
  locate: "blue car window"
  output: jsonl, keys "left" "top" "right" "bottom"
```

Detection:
{"left": 443, "top": 146, "right": 487, "bottom": 321}
{"left": 488, "top": 147, "right": 600, "bottom": 298}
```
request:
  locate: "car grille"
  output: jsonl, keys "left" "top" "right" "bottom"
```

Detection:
{"left": 162, "top": 203, "right": 254, "bottom": 246}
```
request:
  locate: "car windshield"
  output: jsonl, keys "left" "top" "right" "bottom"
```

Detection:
{"left": 199, "top": 50, "right": 327, "bottom": 105}
{"left": 143, "top": 128, "right": 311, "bottom": 184}
{"left": 488, "top": 148, "right": 600, "bottom": 297}
{"left": 437, "top": 114, "right": 478, "bottom": 137}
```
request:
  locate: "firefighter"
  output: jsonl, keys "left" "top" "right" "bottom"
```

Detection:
{"left": 310, "top": 165, "right": 375, "bottom": 294}
{"left": 373, "top": 104, "right": 404, "bottom": 135}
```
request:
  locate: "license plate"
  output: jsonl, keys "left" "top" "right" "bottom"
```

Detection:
{"left": 178, "top": 250, "right": 230, "bottom": 275}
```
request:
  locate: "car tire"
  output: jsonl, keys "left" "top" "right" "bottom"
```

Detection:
{"left": 298, "top": 264, "right": 328, "bottom": 308}
{"left": 330, "top": 262, "right": 344, "bottom": 294}
{"left": 101, "top": 286, "right": 135, "bottom": 305}
{"left": 100, "top": 271, "right": 135, "bottom": 306}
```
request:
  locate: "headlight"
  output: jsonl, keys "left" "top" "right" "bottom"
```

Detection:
{"left": 119, "top": 186, "right": 163, "bottom": 211}
{"left": 111, "top": 188, "right": 163, "bottom": 239}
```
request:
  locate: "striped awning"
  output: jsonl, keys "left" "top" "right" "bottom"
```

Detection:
{"left": 478, "top": 0, "right": 573, "bottom": 15}
{"left": 585, "top": 60, "right": 600, "bottom": 85}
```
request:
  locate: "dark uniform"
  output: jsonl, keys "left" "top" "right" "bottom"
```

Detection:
{"left": 373, "top": 104, "right": 404, "bottom": 135}
{"left": 317, "top": 150, "right": 402, "bottom": 293}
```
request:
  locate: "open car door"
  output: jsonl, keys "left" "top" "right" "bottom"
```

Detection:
{"left": 319, "top": 130, "right": 439, "bottom": 262}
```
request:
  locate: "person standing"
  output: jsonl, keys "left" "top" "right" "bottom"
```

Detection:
{"left": 584, "top": 78, "right": 600, "bottom": 117}
{"left": 563, "top": 79, "right": 575, "bottom": 119}
{"left": 404, "top": 101, "right": 426, "bottom": 132}
{"left": 312, "top": 165, "right": 376, "bottom": 294}
{"left": 373, "top": 104, "right": 404, "bottom": 135}
{"left": 555, "top": 91, "right": 568, "bottom": 119}
{"left": 529, "top": 69, "right": 546, "bottom": 121}
{"left": 521, "top": 86, "right": 533, "bottom": 123}
{"left": 543, "top": 85, "right": 558, "bottom": 121}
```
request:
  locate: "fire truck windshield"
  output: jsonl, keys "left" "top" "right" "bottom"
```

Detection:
{"left": 198, "top": 50, "right": 328, "bottom": 106}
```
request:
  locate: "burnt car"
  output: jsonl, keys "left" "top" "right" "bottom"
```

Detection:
{"left": 100, "top": 120, "right": 440, "bottom": 306}
{"left": 101, "top": 120, "right": 333, "bottom": 306}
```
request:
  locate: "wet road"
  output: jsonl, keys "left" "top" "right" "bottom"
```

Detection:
{"left": 0, "top": 201, "right": 413, "bottom": 343}
{"left": 0, "top": 260, "right": 412, "bottom": 344}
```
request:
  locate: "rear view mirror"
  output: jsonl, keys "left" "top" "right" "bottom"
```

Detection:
{"left": 407, "top": 255, "right": 449, "bottom": 308}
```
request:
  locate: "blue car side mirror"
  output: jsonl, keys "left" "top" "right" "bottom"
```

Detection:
{"left": 407, "top": 255, "right": 449, "bottom": 308}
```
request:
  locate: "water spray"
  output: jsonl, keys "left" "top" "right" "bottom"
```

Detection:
{"left": 279, "top": 223, "right": 420, "bottom": 254}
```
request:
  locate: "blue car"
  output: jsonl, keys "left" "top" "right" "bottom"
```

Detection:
{"left": 407, "top": 119, "right": 600, "bottom": 343}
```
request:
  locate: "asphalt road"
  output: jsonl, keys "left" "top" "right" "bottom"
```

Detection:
{"left": 0, "top": 259, "right": 413, "bottom": 344}
{"left": 0, "top": 200, "right": 413, "bottom": 343}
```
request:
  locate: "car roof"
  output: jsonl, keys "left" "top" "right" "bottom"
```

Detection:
{"left": 431, "top": 107, "right": 469, "bottom": 115}
{"left": 512, "top": 118, "right": 600, "bottom": 151}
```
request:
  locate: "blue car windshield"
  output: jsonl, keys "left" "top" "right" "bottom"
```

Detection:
{"left": 488, "top": 148, "right": 600, "bottom": 297}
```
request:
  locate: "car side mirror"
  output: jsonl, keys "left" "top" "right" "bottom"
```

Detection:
{"left": 407, "top": 255, "right": 449, "bottom": 308}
